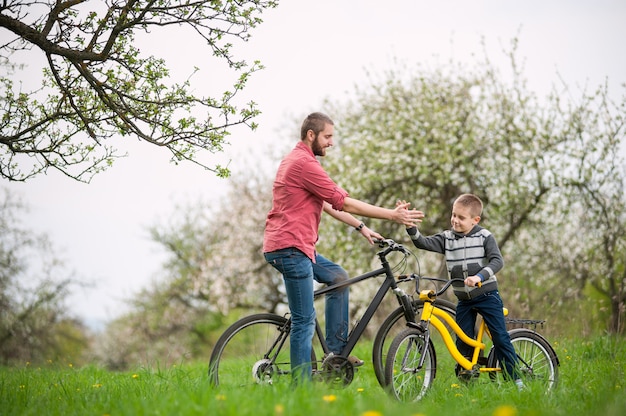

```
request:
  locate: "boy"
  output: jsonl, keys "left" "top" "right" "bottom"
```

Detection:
{"left": 403, "top": 194, "right": 524, "bottom": 389}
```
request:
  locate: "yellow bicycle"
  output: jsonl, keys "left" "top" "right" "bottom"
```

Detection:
{"left": 384, "top": 277, "right": 559, "bottom": 402}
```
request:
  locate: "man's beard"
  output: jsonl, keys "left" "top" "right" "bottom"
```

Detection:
{"left": 312, "top": 136, "right": 325, "bottom": 156}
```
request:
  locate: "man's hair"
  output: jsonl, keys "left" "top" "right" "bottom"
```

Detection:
{"left": 454, "top": 193, "right": 483, "bottom": 217}
{"left": 301, "top": 112, "right": 334, "bottom": 140}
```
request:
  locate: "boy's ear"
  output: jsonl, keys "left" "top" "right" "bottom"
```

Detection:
{"left": 474, "top": 216, "right": 481, "bottom": 224}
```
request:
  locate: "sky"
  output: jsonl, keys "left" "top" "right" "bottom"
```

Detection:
{"left": 4, "top": 0, "right": 626, "bottom": 329}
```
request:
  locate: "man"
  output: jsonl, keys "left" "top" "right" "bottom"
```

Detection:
{"left": 263, "top": 112, "right": 423, "bottom": 383}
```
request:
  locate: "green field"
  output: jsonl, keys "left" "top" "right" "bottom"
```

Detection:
{"left": 1, "top": 336, "right": 624, "bottom": 416}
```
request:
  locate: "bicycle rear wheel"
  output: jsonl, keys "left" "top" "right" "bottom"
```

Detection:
{"left": 208, "top": 313, "right": 316, "bottom": 387}
{"left": 372, "top": 299, "right": 455, "bottom": 387}
{"left": 384, "top": 328, "right": 437, "bottom": 402}
{"left": 487, "top": 328, "right": 559, "bottom": 391}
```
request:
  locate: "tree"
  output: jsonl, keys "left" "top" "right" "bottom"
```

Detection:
{"left": 0, "top": 188, "right": 89, "bottom": 364}
{"left": 94, "top": 174, "right": 278, "bottom": 368}
{"left": 564, "top": 83, "right": 626, "bottom": 333}
{"left": 0, "top": 0, "right": 277, "bottom": 182}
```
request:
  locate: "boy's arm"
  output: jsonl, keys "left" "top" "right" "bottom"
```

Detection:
{"left": 476, "top": 234, "right": 504, "bottom": 281}
{"left": 405, "top": 226, "right": 445, "bottom": 254}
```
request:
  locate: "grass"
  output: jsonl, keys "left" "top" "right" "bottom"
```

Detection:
{"left": 1, "top": 336, "right": 625, "bottom": 416}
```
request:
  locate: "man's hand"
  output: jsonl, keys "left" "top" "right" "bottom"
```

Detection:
{"left": 358, "top": 225, "right": 383, "bottom": 245}
{"left": 393, "top": 200, "right": 425, "bottom": 227}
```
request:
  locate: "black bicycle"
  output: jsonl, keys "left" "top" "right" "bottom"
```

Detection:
{"left": 208, "top": 238, "right": 456, "bottom": 388}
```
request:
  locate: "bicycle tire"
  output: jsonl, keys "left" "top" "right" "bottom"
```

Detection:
{"left": 208, "top": 313, "right": 317, "bottom": 387}
{"left": 384, "top": 327, "right": 437, "bottom": 402}
{"left": 486, "top": 328, "right": 559, "bottom": 391}
{"left": 372, "top": 299, "right": 456, "bottom": 388}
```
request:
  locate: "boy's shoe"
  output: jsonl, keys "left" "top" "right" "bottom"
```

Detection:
{"left": 515, "top": 379, "right": 526, "bottom": 391}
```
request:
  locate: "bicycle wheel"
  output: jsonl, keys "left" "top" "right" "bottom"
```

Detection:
{"left": 486, "top": 328, "right": 559, "bottom": 391}
{"left": 208, "top": 313, "right": 316, "bottom": 387}
{"left": 384, "top": 328, "right": 437, "bottom": 402}
{"left": 372, "top": 299, "right": 455, "bottom": 387}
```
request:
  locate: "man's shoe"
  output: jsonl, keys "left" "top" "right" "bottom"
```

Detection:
{"left": 348, "top": 355, "right": 364, "bottom": 367}
{"left": 323, "top": 353, "right": 364, "bottom": 367}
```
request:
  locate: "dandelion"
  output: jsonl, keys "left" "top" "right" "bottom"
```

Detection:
{"left": 493, "top": 404, "right": 517, "bottom": 416}
{"left": 455, "top": 393, "right": 463, "bottom": 397}
{"left": 361, "top": 411, "right": 383, "bottom": 416}
{"left": 274, "top": 404, "right": 284, "bottom": 415}
{"left": 68, "top": 363, "right": 73, "bottom": 368}
{"left": 216, "top": 394, "right": 227, "bottom": 401}
{"left": 132, "top": 374, "right": 139, "bottom": 379}
{"left": 451, "top": 383, "right": 461, "bottom": 389}
{"left": 357, "top": 387, "right": 365, "bottom": 393}
{"left": 322, "top": 394, "right": 337, "bottom": 402}
{"left": 93, "top": 384, "right": 103, "bottom": 388}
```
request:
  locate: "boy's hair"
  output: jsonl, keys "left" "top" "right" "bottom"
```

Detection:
{"left": 301, "top": 112, "right": 334, "bottom": 140}
{"left": 454, "top": 194, "right": 483, "bottom": 217}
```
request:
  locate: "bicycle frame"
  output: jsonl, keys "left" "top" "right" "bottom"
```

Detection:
{"left": 311, "top": 245, "right": 416, "bottom": 361}
{"left": 416, "top": 293, "right": 500, "bottom": 373}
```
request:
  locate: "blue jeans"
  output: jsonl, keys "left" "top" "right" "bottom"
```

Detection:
{"left": 455, "top": 290, "right": 519, "bottom": 379}
{"left": 264, "top": 248, "right": 349, "bottom": 382}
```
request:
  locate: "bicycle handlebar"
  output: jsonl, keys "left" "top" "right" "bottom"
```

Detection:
{"left": 373, "top": 238, "right": 409, "bottom": 256}
{"left": 418, "top": 277, "right": 482, "bottom": 300}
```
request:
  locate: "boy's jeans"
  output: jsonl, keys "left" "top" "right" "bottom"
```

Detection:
{"left": 264, "top": 248, "right": 349, "bottom": 382}
{"left": 455, "top": 290, "right": 519, "bottom": 379}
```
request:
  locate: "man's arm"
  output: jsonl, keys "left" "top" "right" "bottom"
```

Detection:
{"left": 341, "top": 197, "right": 424, "bottom": 227}
{"left": 323, "top": 202, "right": 382, "bottom": 244}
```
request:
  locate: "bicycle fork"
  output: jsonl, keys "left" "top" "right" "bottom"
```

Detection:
{"left": 392, "top": 287, "right": 430, "bottom": 371}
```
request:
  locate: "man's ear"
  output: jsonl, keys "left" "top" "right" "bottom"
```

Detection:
{"left": 304, "top": 129, "right": 315, "bottom": 144}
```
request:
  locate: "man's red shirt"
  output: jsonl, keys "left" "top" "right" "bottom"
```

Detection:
{"left": 263, "top": 141, "right": 349, "bottom": 260}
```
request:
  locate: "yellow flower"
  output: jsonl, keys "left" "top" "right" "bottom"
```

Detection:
{"left": 493, "top": 405, "right": 517, "bottom": 416}
{"left": 68, "top": 363, "right": 73, "bottom": 368}
{"left": 92, "top": 384, "right": 103, "bottom": 388}
{"left": 451, "top": 383, "right": 461, "bottom": 389}
{"left": 357, "top": 387, "right": 365, "bottom": 392}
{"left": 132, "top": 374, "right": 139, "bottom": 379}
{"left": 275, "top": 404, "right": 284, "bottom": 415}
{"left": 323, "top": 394, "right": 337, "bottom": 402}
{"left": 216, "top": 394, "right": 227, "bottom": 401}
{"left": 361, "top": 411, "right": 383, "bottom": 416}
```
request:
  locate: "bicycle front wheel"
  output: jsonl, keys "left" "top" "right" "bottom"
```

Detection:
{"left": 487, "top": 328, "right": 559, "bottom": 391}
{"left": 372, "top": 299, "right": 456, "bottom": 388}
{"left": 209, "top": 313, "right": 314, "bottom": 387}
{"left": 384, "top": 328, "right": 437, "bottom": 402}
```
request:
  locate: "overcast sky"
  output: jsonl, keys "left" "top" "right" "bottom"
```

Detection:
{"left": 4, "top": 0, "right": 626, "bottom": 328}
